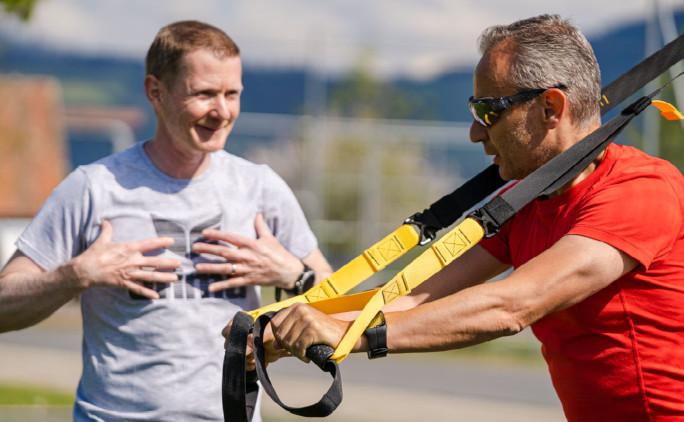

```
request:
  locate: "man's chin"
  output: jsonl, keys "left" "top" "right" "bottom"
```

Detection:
{"left": 195, "top": 132, "right": 231, "bottom": 152}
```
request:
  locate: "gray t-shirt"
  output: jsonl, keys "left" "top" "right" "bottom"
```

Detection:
{"left": 16, "top": 141, "right": 318, "bottom": 421}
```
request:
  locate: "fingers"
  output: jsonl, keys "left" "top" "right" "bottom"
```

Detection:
{"left": 271, "top": 304, "right": 318, "bottom": 362}
{"left": 122, "top": 280, "right": 161, "bottom": 300}
{"left": 192, "top": 242, "right": 250, "bottom": 263}
{"left": 206, "top": 277, "right": 251, "bottom": 293}
{"left": 270, "top": 304, "right": 351, "bottom": 362}
{"left": 134, "top": 236, "right": 177, "bottom": 253}
{"left": 136, "top": 255, "right": 181, "bottom": 271}
{"left": 254, "top": 213, "right": 275, "bottom": 239}
{"left": 95, "top": 220, "right": 114, "bottom": 244}
{"left": 127, "top": 269, "right": 178, "bottom": 283}
{"left": 199, "top": 228, "right": 255, "bottom": 250}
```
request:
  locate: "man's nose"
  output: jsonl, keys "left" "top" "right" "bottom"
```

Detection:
{"left": 212, "top": 96, "right": 234, "bottom": 120}
{"left": 470, "top": 119, "right": 488, "bottom": 144}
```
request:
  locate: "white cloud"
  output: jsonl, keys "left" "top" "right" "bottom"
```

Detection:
{"left": 1, "top": 0, "right": 682, "bottom": 78}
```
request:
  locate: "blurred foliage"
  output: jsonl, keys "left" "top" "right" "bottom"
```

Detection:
{"left": 654, "top": 85, "right": 684, "bottom": 171}
{"left": 328, "top": 51, "right": 439, "bottom": 120}
{"left": 623, "top": 82, "right": 684, "bottom": 171}
{"left": 0, "top": 383, "right": 74, "bottom": 405}
{"left": 0, "top": 0, "right": 40, "bottom": 20}
{"left": 317, "top": 56, "right": 451, "bottom": 256}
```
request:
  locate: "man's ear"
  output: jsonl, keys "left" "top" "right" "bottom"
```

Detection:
{"left": 144, "top": 75, "right": 164, "bottom": 110}
{"left": 541, "top": 88, "right": 567, "bottom": 129}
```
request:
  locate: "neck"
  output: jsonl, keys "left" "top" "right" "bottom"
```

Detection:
{"left": 547, "top": 121, "right": 604, "bottom": 198}
{"left": 143, "top": 139, "right": 211, "bottom": 179}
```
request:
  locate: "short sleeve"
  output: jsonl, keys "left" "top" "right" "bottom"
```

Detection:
{"left": 569, "top": 174, "right": 682, "bottom": 268}
{"left": 257, "top": 165, "right": 318, "bottom": 259}
{"left": 15, "top": 168, "right": 95, "bottom": 271}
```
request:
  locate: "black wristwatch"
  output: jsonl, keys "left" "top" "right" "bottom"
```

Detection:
{"left": 364, "top": 311, "right": 388, "bottom": 359}
{"left": 275, "top": 262, "right": 316, "bottom": 301}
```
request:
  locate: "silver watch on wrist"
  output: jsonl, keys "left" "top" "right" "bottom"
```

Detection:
{"left": 275, "top": 261, "right": 315, "bottom": 301}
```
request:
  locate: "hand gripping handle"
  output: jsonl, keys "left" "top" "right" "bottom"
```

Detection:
{"left": 253, "top": 312, "right": 343, "bottom": 417}
{"left": 306, "top": 344, "right": 335, "bottom": 370}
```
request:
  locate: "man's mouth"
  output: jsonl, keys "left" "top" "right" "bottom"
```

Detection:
{"left": 196, "top": 121, "right": 230, "bottom": 134}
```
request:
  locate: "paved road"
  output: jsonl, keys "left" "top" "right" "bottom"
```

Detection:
{"left": 0, "top": 303, "right": 565, "bottom": 421}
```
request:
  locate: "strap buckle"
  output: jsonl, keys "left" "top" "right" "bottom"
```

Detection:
{"left": 404, "top": 211, "right": 440, "bottom": 246}
{"left": 467, "top": 207, "right": 501, "bottom": 239}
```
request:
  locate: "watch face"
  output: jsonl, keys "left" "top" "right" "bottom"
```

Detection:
{"left": 300, "top": 267, "right": 316, "bottom": 292}
{"left": 303, "top": 270, "right": 315, "bottom": 283}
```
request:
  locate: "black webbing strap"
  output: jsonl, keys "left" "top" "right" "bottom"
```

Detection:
{"left": 253, "top": 313, "right": 342, "bottom": 418}
{"left": 472, "top": 73, "right": 684, "bottom": 236}
{"left": 411, "top": 33, "right": 684, "bottom": 241}
{"left": 223, "top": 34, "right": 684, "bottom": 421}
{"left": 222, "top": 312, "right": 259, "bottom": 422}
{"left": 223, "top": 312, "right": 341, "bottom": 421}
{"left": 407, "top": 164, "right": 505, "bottom": 243}
{"left": 600, "top": 35, "right": 684, "bottom": 114}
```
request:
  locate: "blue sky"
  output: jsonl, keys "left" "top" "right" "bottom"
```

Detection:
{"left": 1, "top": 0, "right": 683, "bottom": 79}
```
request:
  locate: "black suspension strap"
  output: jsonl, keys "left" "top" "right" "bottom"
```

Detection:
{"left": 223, "top": 34, "right": 684, "bottom": 421}
{"left": 253, "top": 312, "right": 342, "bottom": 418}
{"left": 472, "top": 71, "right": 683, "bottom": 237}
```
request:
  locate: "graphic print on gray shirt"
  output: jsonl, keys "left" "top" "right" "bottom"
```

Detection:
{"left": 16, "top": 141, "right": 317, "bottom": 421}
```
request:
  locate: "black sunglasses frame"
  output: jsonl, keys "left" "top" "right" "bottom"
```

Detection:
{"left": 469, "top": 85, "right": 566, "bottom": 127}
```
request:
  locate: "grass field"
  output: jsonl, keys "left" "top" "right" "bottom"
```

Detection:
{"left": 0, "top": 383, "right": 74, "bottom": 422}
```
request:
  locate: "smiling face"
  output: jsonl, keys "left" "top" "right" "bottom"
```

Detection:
{"left": 149, "top": 49, "right": 243, "bottom": 158}
{"left": 469, "top": 43, "right": 552, "bottom": 181}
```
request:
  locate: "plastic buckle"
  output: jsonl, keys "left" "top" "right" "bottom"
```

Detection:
{"left": 404, "top": 212, "right": 438, "bottom": 246}
{"left": 467, "top": 208, "right": 500, "bottom": 238}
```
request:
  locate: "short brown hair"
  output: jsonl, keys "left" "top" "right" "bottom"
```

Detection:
{"left": 145, "top": 20, "right": 240, "bottom": 87}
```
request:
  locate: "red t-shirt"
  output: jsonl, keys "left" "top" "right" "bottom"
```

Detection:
{"left": 480, "top": 143, "right": 684, "bottom": 421}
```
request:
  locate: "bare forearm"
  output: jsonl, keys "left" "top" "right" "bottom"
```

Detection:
{"left": 0, "top": 265, "right": 83, "bottom": 332}
{"left": 302, "top": 248, "right": 332, "bottom": 284}
{"left": 384, "top": 235, "right": 638, "bottom": 354}
{"left": 385, "top": 281, "right": 525, "bottom": 353}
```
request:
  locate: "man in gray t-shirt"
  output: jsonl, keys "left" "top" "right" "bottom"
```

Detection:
{"left": 0, "top": 20, "right": 332, "bottom": 421}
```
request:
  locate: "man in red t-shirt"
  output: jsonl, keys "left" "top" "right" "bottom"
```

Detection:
{"left": 250, "top": 15, "right": 684, "bottom": 421}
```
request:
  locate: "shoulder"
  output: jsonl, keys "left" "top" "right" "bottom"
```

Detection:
{"left": 586, "top": 144, "right": 684, "bottom": 205}
{"left": 605, "top": 144, "right": 683, "bottom": 182}
{"left": 75, "top": 142, "right": 147, "bottom": 180}
{"left": 212, "top": 150, "right": 285, "bottom": 184}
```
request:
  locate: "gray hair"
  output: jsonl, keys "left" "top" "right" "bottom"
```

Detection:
{"left": 478, "top": 14, "right": 601, "bottom": 128}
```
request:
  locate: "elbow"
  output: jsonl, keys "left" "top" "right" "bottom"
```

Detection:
{"left": 497, "top": 312, "right": 528, "bottom": 337}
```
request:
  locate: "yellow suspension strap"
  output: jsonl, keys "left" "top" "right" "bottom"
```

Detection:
{"left": 328, "top": 72, "right": 684, "bottom": 363}
{"left": 332, "top": 217, "right": 485, "bottom": 361}
{"left": 226, "top": 35, "right": 684, "bottom": 422}
{"left": 248, "top": 164, "right": 507, "bottom": 320}
{"left": 248, "top": 223, "right": 420, "bottom": 319}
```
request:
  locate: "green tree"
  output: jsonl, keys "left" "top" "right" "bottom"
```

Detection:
{"left": 1, "top": 0, "right": 40, "bottom": 20}
{"left": 328, "top": 50, "right": 438, "bottom": 120}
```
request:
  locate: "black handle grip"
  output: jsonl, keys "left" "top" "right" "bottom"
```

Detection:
{"left": 306, "top": 344, "right": 335, "bottom": 370}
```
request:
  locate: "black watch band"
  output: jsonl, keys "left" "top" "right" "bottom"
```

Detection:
{"left": 275, "top": 262, "right": 315, "bottom": 301}
{"left": 364, "top": 311, "right": 388, "bottom": 359}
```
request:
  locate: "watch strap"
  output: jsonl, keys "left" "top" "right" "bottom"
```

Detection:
{"left": 364, "top": 311, "right": 388, "bottom": 359}
{"left": 275, "top": 261, "right": 315, "bottom": 301}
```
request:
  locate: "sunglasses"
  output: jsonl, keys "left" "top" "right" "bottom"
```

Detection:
{"left": 468, "top": 85, "right": 566, "bottom": 127}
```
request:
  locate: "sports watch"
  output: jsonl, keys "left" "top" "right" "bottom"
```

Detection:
{"left": 275, "top": 261, "right": 316, "bottom": 301}
{"left": 364, "top": 310, "right": 388, "bottom": 359}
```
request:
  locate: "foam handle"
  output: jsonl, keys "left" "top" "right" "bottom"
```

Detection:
{"left": 306, "top": 344, "right": 335, "bottom": 370}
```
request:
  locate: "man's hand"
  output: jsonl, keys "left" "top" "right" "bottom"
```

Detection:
{"left": 67, "top": 220, "right": 180, "bottom": 299}
{"left": 222, "top": 316, "right": 290, "bottom": 371}
{"left": 269, "top": 303, "right": 353, "bottom": 363}
{"left": 193, "top": 214, "right": 303, "bottom": 293}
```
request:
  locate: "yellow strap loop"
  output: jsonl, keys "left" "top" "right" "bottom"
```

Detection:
{"left": 248, "top": 224, "right": 420, "bottom": 319}
{"left": 331, "top": 217, "right": 485, "bottom": 362}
